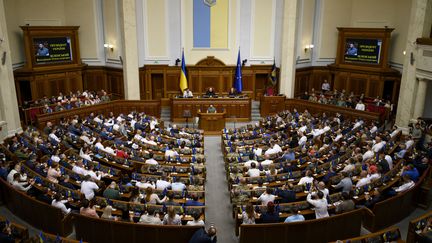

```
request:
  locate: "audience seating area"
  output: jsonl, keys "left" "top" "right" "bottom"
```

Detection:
{"left": 330, "top": 226, "right": 404, "bottom": 243}
{"left": 0, "top": 99, "right": 430, "bottom": 242}
{"left": 222, "top": 109, "right": 430, "bottom": 242}
{"left": 407, "top": 210, "right": 432, "bottom": 243}
{"left": 0, "top": 109, "right": 207, "bottom": 242}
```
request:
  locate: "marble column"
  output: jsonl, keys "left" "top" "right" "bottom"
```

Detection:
{"left": 0, "top": 0, "right": 22, "bottom": 142}
{"left": 119, "top": 0, "right": 140, "bottom": 100}
{"left": 279, "top": 0, "right": 299, "bottom": 98}
{"left": 395, "top": 0, "right": 431, "bottom": 128}
{"left": 413, "top": 78, "right": 428, "bottom": 119}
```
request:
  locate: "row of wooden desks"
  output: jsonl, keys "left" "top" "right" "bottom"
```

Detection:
{"left": 170, "top": 97, "right": 251, "bottom": 123}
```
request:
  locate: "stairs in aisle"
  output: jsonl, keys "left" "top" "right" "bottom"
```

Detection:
{"left": 251, "top": 101, "right": 261, "bottom": 121}
{"left": 160, "top": 106, "right": 171, "bottom": 122}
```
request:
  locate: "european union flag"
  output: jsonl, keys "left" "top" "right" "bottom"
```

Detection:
{"left": 233, "top": 49, "right": 243, "bottom": 93}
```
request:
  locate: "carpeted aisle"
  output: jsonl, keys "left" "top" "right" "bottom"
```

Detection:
{"left": 204, "top": 135, "right": 238, "bottom": 243}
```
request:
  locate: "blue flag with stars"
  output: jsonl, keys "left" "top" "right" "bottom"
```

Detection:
{"left": 234, "top": 49, "right": 243, "bottom": 92}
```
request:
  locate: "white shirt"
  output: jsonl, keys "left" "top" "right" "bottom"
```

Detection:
{"left": 145, "top": 158, "right": 158, "bottom": 165}
{"left": 49, "top": 133, "right": 61, "bottom": 143}
{"left": 104, "top": 147, "right": 115, "bottom": 155}
{"left": 322, "top": 83, "right": 330, "bottom": 91}
{"left": 395, "top": 181, "right": 415, "bottom": 192}
{"left": 264, "top": 148, "right": 277, "bottom": 155}
{"left": 385, "top": 155, "right": 393, "bottom": 169}
{"left": 72, "top": 165, "right": 87, "bottom": 176}
{"left": 93, "top": 117, "right": 103, "bottom": 123}
{"left": 47, "top": 153, "right": 59, "bottom": 162}
{"left": 171, "top": 182, "right": 186, "bottom": 191}
{"left": 135, "top": 181, "right": 155, "bottom": 190}
{"left": 258, "top": 193, "right": 276, "bottom": 206}
{"left": 80, "top": 180, "right": 99, "bottom": 200}
{"left": 85, "top": 170, "right": 101, "bottom": 181}
{"left": 390, "top": 129, "right": 400, "bottom": 138}
{"left": 187, "top": 220, "right": 205, "bottom": 226}
{"left": 372, "top": 141, "right": 386, "bottom": 153}
{"left": 307, "top": 194, "right": 329, "bottom": 219}
{"left": 355, "top": 103, "right": 365, "bottom": 111}
{"left": 353, "top": 120, "right": 364, "bottom": 129}
{"left": 299, "top": 126, "right": 307, "bottom": 133}
{"left": 253, "top": 148, "right": 263, "bottom": 156}
{"left": 165, "top": 149, "right": 179, "bottom": 158}
{"left": 334, "top": 134, "right": 343, "bottom": 142}
{"left": 11, "top": 180, "right": 32, "bottom": 192}
{"left": 52, "top": 199, "right": 71, "bottom": 214}
{"left": 405, "top": 140, "right": 415, "bottom": 149}
{"left": 273, "top": 144, "right": 282, "bottom": 153}
{"left": 244, "top": 160, "right": 258, "bottom": 168}
{"left": 248, "top": 168, "right": 261, "bottom": 177}
{"left": 298, "top": 176, "right": 314, "bottom": 185}
{"left": 356, "top": 177, "right": 370, "bottom": 188}
{"left": 143, "top": 138, "right": 157, "bottom": 146}
{"left": 342, "top": 164, "right": 355, "bottom": 173}
{"left": 367, "top": 173, "right": 381, "bottom": 182}
{"left": 95, "top": 142, "right": 104, "bottom": 151}
{"left": 7, "top": 169, "right": 27, "bottom": 184}
{"left": 370, "top": 126, "right": 378, "bottom": 134}
{"left": 80, "top": 135, "right": 96, "bottom": 145}
{"left": 362, "top": 150, "right": 374, "bottom": 162}
{"left": 261, "top": 159, "right": 273, "bottom": 166}
{"left": 156, "top": 179, "right": 171, "bottom": 190}
{"left": 299, "top": 136, "right": 307, "bottom": 146}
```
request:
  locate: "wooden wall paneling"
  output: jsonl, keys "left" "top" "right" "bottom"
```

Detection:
{"left": 349, "top": 74, "right": 368, "bottom": 95}
{"left": 150, "top": 72, "right": 164, "bottom": 99}
{"left": 333, "top": 72, "right": 348, "bottom": 92}
{"left": 367, "top": 77, "right": 381, "bottom": 98}
{"left": 165, "top": 69, "right": 180, "bottom": 98}
{"left": 138, "top": 68, "right": 147, "bottom": 99}
{"left": 106, "top": 68, "right": 124, "bottom": 99}
{"left": 84, "top": 68, "right": 107, "bottom": 92}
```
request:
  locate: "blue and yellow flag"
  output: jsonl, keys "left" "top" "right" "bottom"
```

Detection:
{"left": 269, "top": 59, "right": 277, "bottom": 86}
{"left": 179, "top": 50, "right": 188, "bottom": 92}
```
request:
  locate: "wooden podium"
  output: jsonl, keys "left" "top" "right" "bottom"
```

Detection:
{"left": 260, "top": 95, "right": 286, "bottom": 117}
{"left": 198, "top": 112, "right": 226, "bottom": 135}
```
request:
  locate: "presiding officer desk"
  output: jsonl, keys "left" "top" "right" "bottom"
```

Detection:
{"left": 171, "top": 97, "right": 251, "bottom": 123}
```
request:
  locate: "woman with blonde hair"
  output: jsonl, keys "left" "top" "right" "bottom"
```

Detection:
{"left": 242, "top": 203, "right": 258, "bottom": 224}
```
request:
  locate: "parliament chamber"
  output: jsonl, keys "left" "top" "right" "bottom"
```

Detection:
{"left": 0, "top": 0, "right": 432, "bottom": 243}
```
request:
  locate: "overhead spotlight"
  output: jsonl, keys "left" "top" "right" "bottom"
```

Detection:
{"left": 304, "top": 44, "right": 314, "bottom": 53}
{"left": 104, "top": 43, "right": 114, "bottom": 52}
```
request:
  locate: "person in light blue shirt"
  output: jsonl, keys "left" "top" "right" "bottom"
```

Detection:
{"left": 284, "top": 206, "right": 305, "bottom": 223}
{"left": 282, "top": 149, "right": 295, "bottom": 162}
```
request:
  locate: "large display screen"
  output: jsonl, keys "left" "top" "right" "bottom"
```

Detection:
{"left": 344, "top": 38, "right": 382, "bottom": 64}
{"left": 33, "top": 37, "right": 73, "bottom": 64}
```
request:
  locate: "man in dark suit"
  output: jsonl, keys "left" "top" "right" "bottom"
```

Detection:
{"left": 189, "top": 225, "right": 217, "bottom": 243}
{"left": 205, "top": 87, "right": 216, "bottom": 97}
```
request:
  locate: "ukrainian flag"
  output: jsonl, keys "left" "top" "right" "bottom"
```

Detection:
{"left": 193, "top": 0, "right": 229, "bottom": 48}
{"left": 179, "top": 50, "right": 188, "bottom": 92}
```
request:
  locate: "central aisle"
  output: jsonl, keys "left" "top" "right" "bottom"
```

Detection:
{"left": 204, "top": 136, "right": 237, "bottom": 243}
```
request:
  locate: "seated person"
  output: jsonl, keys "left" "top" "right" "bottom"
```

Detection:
{"left": 207, "top": 105, "right": 217, "bottom": 114}
{"left": 284, "top": 206, "right": 305, "bottom": 223}
{"left": 183, "top": 88, "right": 193, "bottom": 98}
{"left": 228, "top": 87, "right": 239, "bottom": 97}
{"left": 335, "top": 192, "right": 355, "bottom": 214}
{"left": 261, "top": 201, "right": 279, "bottom": 223}
{"left": 205, "top": 87, "right": 216, "bottom": 97}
